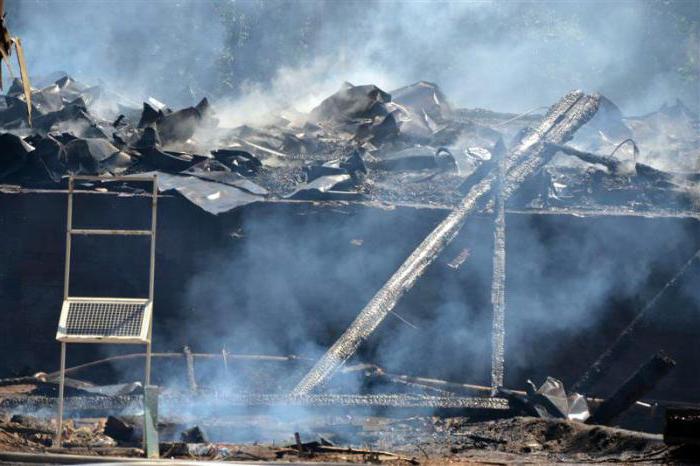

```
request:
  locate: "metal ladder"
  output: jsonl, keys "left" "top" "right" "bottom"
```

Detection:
{"left": 54, "top": 175, "right": 158, "bottom": 453}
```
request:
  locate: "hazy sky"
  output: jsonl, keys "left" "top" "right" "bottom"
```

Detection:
{"left": 7, "top": 0, "right": 699, "bottom": 114}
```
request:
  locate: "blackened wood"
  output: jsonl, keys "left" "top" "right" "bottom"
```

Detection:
{"left": 587, "top": 351, "right": 675, "bottom": 426}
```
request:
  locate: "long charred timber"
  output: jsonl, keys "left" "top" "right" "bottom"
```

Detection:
{"left": 587, "top": 351, "right": 676, "bottom": 426}
{"left": 292, "top": 90, "right": 601, "bottom": 395}
{"left": 0, "top": 394, "right": 510, "bottom": 413}
{"left": 490, "top": 138, "right": 507, "bottom": 388}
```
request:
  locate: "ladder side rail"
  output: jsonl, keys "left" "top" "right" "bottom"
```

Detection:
{"left": 146, "top": 175, "right": 157, "bottom": 385}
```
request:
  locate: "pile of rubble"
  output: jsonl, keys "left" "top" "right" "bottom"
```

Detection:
{"left": 0, "top": 410, "right": 691, "bottom": 464}
{"left": 0, "top": 74, "right": 697, "bottom": 215}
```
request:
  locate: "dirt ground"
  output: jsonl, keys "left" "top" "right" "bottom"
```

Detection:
{"left": 0, "top": 412, "right": 686, "bottom": 464}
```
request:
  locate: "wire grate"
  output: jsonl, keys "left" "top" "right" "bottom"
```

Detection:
{"left": 63, "top": 301, "right": 147, "bottom": 337}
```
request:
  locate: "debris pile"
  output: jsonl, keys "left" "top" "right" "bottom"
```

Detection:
{"left": 0, "top": 73, "right": 698, "bottom": 463}
{"left": 0, "top": 74, "right": 696, "bottom": 215}
{"left": 0, "top": 411, "right": 678, "bottom": 464}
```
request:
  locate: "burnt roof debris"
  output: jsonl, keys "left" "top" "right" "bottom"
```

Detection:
{"left": 0, "top": 73, "right": 696, "bottom": 215}
{"left": 0, "top": 133, "right": 33, "bottom": 179}
{"left": 147, "top": 171, "right": 264, "bottom": 215}
{"left": 392, "top": 81, "right": 454, "bottom": 122}
{"left": 211, "top": 148, "right": 263, "bottom": 177}
{"left": 62, "top": 138, "right": 132, "bottom": 175}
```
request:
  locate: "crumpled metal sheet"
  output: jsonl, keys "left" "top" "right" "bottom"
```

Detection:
{"left": 182, "top": 162, "right": 269, "bottom": 196}
{"left": 286, "top": 173, "right": 353, "bottom": 200}
{"left": 141, "top": 171, "right": 264, "bottom": 215}
{"left": 499, "top": 376, "right": 590, "bottom": 422}
{"left": 531, "top": 377, "right": 590, "bottom": 421}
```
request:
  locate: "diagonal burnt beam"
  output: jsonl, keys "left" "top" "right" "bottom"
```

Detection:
{"left": 292, "top": 91, "right": 601, "bottom": 395}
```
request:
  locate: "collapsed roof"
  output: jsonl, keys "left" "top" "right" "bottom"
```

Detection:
{"left": 0, "top": 74, "right": 697, "bottom": 215}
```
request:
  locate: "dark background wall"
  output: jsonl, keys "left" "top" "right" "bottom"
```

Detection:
{"left": 1, "top": 191, "right": 699, "bottom": 407}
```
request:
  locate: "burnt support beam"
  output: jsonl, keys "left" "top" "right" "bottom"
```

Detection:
{"left": 222, "top": 347, "right": 229, "bottom": 376}
{"left": 587, "top": 351, "right": 676, "bottom": 426}
{"left": 292, "top": 91, "right": 600, "bottom": 395}
{"left": 490, "top": 140, "right": 507, "bottom": 389}
{"left": 2, "top": 393, "right": 510, "bottom": 412}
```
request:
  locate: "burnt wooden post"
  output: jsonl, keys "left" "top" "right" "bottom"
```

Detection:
{"left": 222, "top": 347, "right": 229, "bottom": 376}
{"left": 143, "top": 385, "right": 159, "bottom": 459}
{"left": 587, "top": 351, "right": 676, "bottom": 426}
{"left": 490, "top": 139, "right": 507, "bottom": 389}
{"left": 183, "top": 346, "right": 198, "bottom": 392}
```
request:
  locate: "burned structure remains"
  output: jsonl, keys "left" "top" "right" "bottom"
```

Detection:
{"left": 0, "top": 56, "right": 698, "bottom": 462}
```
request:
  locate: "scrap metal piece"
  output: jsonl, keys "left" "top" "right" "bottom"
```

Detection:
{"left": 499, "top": 377, "right": 590, "bottom": 421}
{"left": 292, "top": 91, "right": 600, "bottom": 395}
{"left": 144, "top": 171, "right": 263, "bottom": 214}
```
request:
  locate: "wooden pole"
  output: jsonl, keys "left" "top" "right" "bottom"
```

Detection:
{"left": 587, "top": 351, "right": 675, "bottom": 426}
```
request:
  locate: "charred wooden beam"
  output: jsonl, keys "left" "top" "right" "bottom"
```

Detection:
{"left": 45, "top": 352, "right": 311, "bottom": 379}
{"left": 490, "top": 138, "right": 507, "bottom": 389}
{"left": 545, "top": 142, "right": 620, "bottom": 171}
{"left": 587, "top": 351, "right": 675, "bottom": 426}
{"left": 0, "top": 393, "right": 510, "bottom": 412}
{"left": 545, "top": 142, "right": 700, "bottom": 186}
{"left": 292, "top": 90, "right": 601, "bottom": 395}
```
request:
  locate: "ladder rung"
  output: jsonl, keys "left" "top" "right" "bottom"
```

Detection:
{"left": 71, "top": 175, "right": 157, "bottom": 182}
{"left": 70, "top": 229, "right": 152, "bottom": 236}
